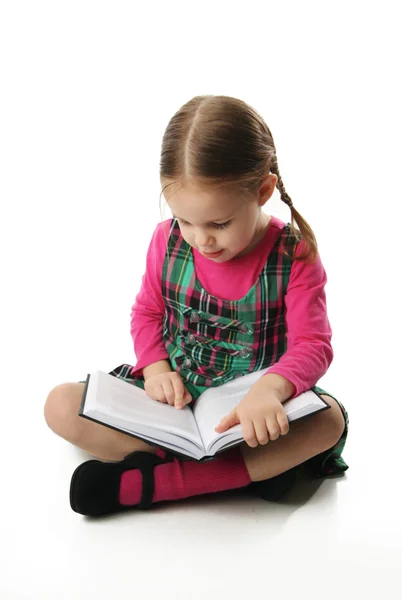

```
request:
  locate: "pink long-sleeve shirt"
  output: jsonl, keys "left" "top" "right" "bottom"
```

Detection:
{"left": 130, "top": 215, "right": 333, "bottom": 399}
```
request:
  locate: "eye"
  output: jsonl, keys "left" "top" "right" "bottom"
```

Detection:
{"left": 177, "top": 218, "right": 232, "bottom": 230}
{"left": 214, "top": 221, "right": 231, "bottom": 230}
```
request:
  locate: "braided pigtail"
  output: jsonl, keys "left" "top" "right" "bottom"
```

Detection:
{"left": 270, "top": 154, "right": 317, "bottom": 262}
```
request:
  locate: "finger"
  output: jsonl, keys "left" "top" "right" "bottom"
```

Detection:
{"left": 171, "top": 377, "right": 186, "bottom": 409}
{"left": 242, "top": 419, "right": 258, "bottom": 448}
{"left": 254, "top": 419, "right": 269, "bottom": 445}
{"left": 215, "top": 409, "right": 238, "bottom": 433}
{"left": 162, "top": 381, "right": 176, "bottom": 405}
{"left": 265, "top": 417, "right": 281, "bottom": 441}
{"left": 144, "top": 383, "right": 156, "bottom": 400}
{"left": 154, "top": 384, "right": 168, "bottom": 403}
{"left": 183, "top": 389, "right": 193, "bottom": 406}
{"left": 277, "top": 412, "right": 290, "bottom": 436}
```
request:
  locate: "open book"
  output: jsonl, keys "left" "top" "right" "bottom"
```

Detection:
{"left": 79, "top": 368, "right": 330, "bottom": 461}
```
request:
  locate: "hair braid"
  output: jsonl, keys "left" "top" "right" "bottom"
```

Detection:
{"left": 269, "top": 153, "right": 318, "bottom": 261}
{"left": 270, "top": 155, "right": 293, "bottom": 209}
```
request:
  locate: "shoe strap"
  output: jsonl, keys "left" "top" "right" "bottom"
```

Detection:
{"left": 123, "top": 452, "right": 164, "bottom": 510}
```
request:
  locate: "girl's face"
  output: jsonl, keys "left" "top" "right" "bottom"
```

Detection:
{"left": 164, "top": 177, "right": 276, "bottom": 262}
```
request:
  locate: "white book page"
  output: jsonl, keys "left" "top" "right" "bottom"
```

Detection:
{"left": 284, "top": 390, "right": 328, "bottom": 422}
{"left": 194, "top": 369, "right": 269, "bottom": 451}
{"left": 85, "top": 371, "right": 202, "bottom": 446}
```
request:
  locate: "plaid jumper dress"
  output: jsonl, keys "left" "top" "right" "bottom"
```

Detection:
{"left": 90, "top": 218, "right": 349, "bottom": 477}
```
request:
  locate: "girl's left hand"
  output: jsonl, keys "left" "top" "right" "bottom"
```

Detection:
{"left": 214, "top": 381, "right": 290, "bottom": 447}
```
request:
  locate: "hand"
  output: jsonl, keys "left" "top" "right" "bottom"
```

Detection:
{"left": 144, "top": 371, "right": 192, "bottom": 409}
{"left": 214, "top": 381, "right": 290, "bottom": 447}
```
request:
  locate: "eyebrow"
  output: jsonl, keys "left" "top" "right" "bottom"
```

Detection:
{"left": 172, "top": 213, "right": 234, "bottom": 224}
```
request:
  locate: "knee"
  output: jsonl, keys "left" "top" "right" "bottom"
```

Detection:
{"left": 44, "top": 383, "right": 82, "bottom": 443}
{"left": 319, "top": 395, "right": 346, "bottom": 449}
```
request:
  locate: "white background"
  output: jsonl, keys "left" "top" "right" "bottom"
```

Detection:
{"left": 1, "top": 1, "right": 401, "bottom": 599}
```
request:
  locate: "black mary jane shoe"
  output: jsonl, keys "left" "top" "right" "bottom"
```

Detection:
{"left": 249, "top": 466, "right": 301, "bottom": 502}
{"left": 70, "top": 451, "right": 167, "bottom": 516}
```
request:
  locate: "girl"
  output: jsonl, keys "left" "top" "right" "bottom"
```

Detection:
{"left": 44, "top": 95, "right": 349, "bottom": 517}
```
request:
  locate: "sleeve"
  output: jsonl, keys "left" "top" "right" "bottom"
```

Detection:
{"left": 265, "top": 240, "right": 334, "bottom": 398}
{"left": 129, "top": 221, "right": 171, "bottom": 376}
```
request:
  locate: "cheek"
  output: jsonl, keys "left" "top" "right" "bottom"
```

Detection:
{"left": 229, "top": 224, "right": 248, "bottom": 244}
{"left": 179, "top": 227, "right": 193, "bottom": 244}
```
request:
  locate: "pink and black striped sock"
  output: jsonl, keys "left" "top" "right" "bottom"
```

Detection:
{"left": 119, "top": 448, "right": 252, "bottom": 506}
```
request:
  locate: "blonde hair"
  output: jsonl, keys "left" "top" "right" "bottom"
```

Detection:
{"left": 159, "top": 95, "right": 318, "bottom": 262}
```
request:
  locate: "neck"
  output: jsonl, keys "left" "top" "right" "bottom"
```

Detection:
{"left": 251, "top": 212, "right": 271, "bottom": 247}
{"left": 235, "top": 213, "right": 271, "bottom": 259}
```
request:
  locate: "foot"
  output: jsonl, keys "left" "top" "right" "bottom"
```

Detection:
{"left": 249, "top": 466, "right": 301, "bottom": 502}
{"left": 70, "top": 451, "right": 167, "bottom": 516}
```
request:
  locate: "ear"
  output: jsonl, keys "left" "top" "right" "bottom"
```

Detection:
{"left": 258, "top": 174, "right": 277, "bottom": 207}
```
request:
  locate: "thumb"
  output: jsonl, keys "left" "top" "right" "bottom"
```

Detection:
{"left": 175, "top": 388, "right": 192, "bottom": 409}
{"left": 177, "top": 389, "right": 192, "bottom": 408}
{"left": 215, "top": 409, "right": 239, "bottom": 433}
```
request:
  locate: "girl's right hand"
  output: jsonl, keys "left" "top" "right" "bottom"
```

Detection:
{"left": 144, "top": 371, "right": 192, "bottom": 410}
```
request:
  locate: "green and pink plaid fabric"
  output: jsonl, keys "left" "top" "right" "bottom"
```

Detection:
{"left": 160, "top": 218, "right": 296, "bottom": 391}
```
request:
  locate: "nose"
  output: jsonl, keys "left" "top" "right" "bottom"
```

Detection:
{"left": 195, "top": 229, "right": 214, "bottom": 249}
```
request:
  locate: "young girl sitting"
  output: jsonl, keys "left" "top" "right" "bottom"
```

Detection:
{"left": 44, "top": 94, "right": 349, "bottom": 516}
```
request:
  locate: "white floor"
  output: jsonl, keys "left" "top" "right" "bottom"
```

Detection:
{"left": 2, "top": 3, "right": 401, "bottom": 598}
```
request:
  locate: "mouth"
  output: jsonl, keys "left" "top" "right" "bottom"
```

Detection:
{"left": 202, "top": 249, "right": 224, "bottom": 258}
